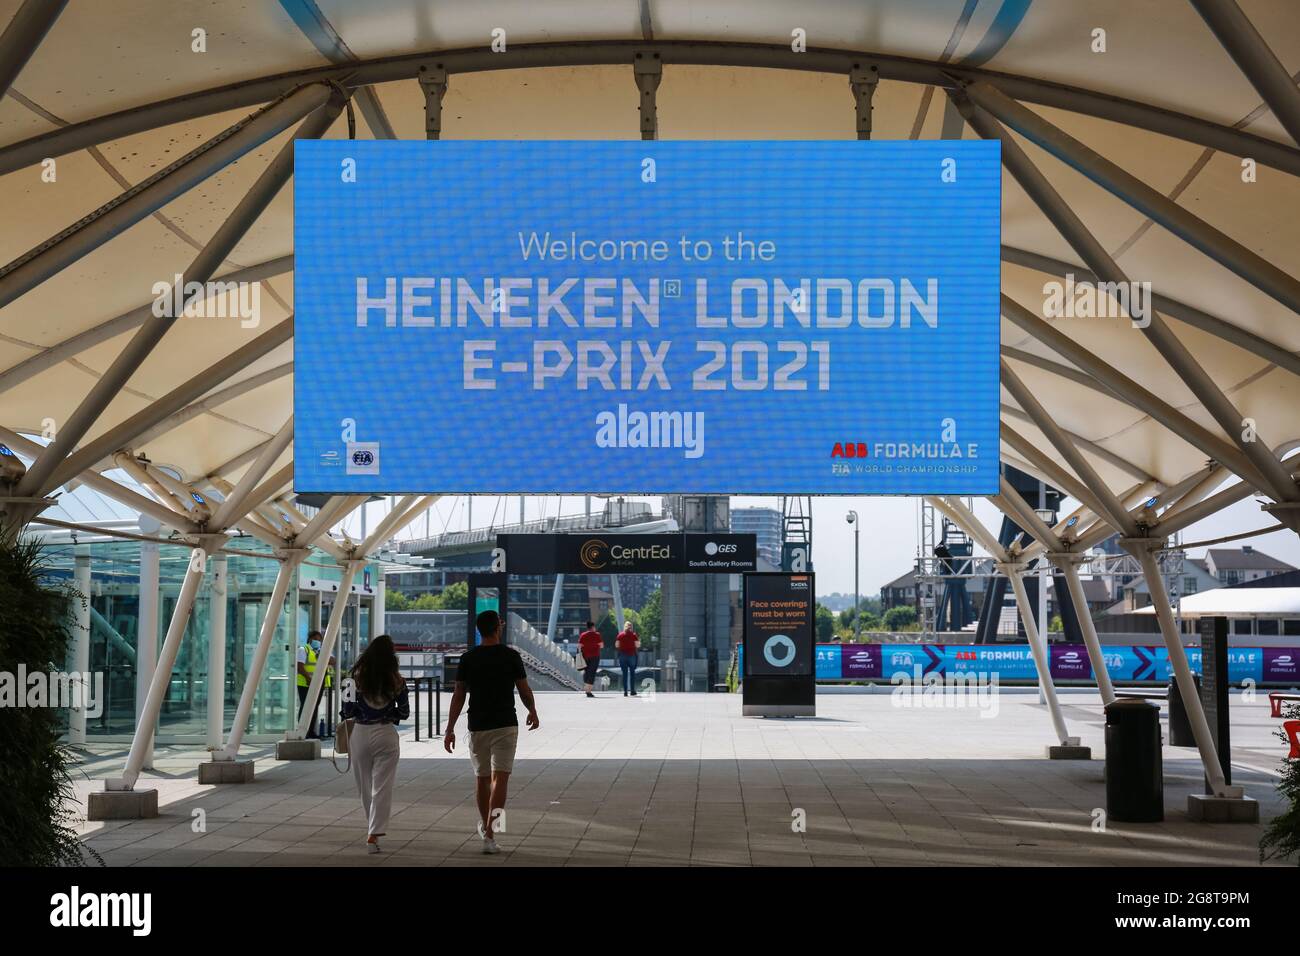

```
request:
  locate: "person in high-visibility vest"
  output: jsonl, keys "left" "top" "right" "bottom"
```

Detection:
{"left": 297, "top": 630, "right": 335, "bottom": 739}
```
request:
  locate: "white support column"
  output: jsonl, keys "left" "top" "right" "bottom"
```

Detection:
{"left": 205, "top": 553, "right": 228, "bottom": 749}
{"left": 1050, "top": 553, "right": 1117, "bottom": 705}
{"left": 991, "top": 482, "right": 1117, "bottom": 709}
{"left": 546, "top": 573, "right": 565, "bottom": 642}
{"left": 290, "top": 558, "right": 363, "bottom": 740}
{"left": 219, "top": 549, "right": 306, "bottom": 759}
{"left": 372, "top": 578, "right": 385, "bottom": 638}
{"left": 612, "top": 574, "right": 626, "bottom": 630}
{"left": 929, "top": 495, "right": 1083, "bottom": 754}
{"left": 135, "top": 530, "right": 160, "bottom": 771}
{"left": 1123, "top": 537, "right": 1238, "bottom": 798}
{"left": 114, "top": 539, "right": 218, "bottom": 790}
{"left": 1000, "top": 561, "right": 1077, "bottom": 749}
{"left": 69, "top": 545, "right": 91, "bottom": 746}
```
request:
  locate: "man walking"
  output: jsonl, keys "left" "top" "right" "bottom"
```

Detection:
{"left": 577, "top": 619, "right": 603, "bottom": 698}
{"left": 616, "top": 620, "right": 641, "bottom": 697}
{"left": 444, "top": 610, "right": 539, "bottom": 854}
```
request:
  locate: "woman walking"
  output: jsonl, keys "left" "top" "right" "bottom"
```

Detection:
{"left": 341, "top": 635, "right": 409, "bottom": 853}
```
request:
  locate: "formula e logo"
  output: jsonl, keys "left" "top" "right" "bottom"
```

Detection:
{"left": 346, "top": 442, "right": 380, "bottom": 475}
{"left": 831, "top": 442, "right": 870, "bottom": 458}
{"left": 580, "top": 539, "right": 608, "bottom": 570}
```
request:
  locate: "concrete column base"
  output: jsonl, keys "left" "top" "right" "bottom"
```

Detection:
{"left": 275, "top": 739, "right": 321, "bottom": 761}
{"left": 87, "top": 788, "right": 158, "bottom": 820}
{"left": 1046, "top": 744, "right": 1092, "bottom": 760}
{"left": 1187, "top": 793, "right": 1259, "bottom": 823}
{"left": 198, "top": 759, "right": 256, "bottom": 784}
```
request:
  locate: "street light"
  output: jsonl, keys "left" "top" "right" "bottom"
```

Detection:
{"left": 846, "top": 510, "right": 860, "bottom": 641}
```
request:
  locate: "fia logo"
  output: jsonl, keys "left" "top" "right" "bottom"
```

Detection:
{"left": 346, "top": 442, "right": 380, "bottom": 476}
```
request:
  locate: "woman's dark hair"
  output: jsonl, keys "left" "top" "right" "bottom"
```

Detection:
{"left": 352, "top": 634, "right": 401, "bottom": 701}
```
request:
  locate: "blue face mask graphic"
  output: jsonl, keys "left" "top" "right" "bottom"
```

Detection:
{"left": 310, "top": 640, "right": 322, "bottom": 653}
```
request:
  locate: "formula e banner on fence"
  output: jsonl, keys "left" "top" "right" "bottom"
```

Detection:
{"left": 293, "top": 140, "right": 1001, "bottom": 494}
{"left": 784, "top": 643, "right": 1296, "bottom": 685}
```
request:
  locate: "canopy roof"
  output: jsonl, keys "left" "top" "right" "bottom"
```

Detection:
{"left": 1, "top": 0, "right": 1299, "bottom": 549}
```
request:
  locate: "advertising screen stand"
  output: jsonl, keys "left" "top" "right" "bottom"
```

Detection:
{"left": 742, "top": 573, "right": 816, "bottom": 717}
{"left": 466, "top": 573, "right": 509, "bottom": 646}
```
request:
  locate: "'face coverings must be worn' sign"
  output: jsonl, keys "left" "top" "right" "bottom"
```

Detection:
{"left": 293, "top": 140, "right": 1000, "bottom": 494}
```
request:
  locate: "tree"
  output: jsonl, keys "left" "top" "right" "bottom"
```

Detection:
{"left": 431, "top": 580, "right": 468, "bottom": 610}
{"left": 815, "top": 603, "right": 835, "bottom": 640}
{"left": 598, "top": 608, "right": 641, "bottom": 641}
{"left": 882, "top": 605, "right": 918, "bottom": 631}
{"left": 385, "top": 589, "right": 411, "bottom": 611}
{"left": 639, "top": 589, "right": 662, "bottom": 646}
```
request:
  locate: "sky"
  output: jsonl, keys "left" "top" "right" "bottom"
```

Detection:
{"left": 348, "top": 489, "right": 1300, "bottom": 598}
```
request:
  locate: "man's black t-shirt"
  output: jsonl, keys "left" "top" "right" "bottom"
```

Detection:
{"left": 456, "top": 644, "right": 527, "bottom": 731}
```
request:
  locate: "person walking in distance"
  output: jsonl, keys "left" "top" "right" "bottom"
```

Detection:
{"left": 616, "top": 620, "right": 641, "bottom": 697}
{"left": 444, "top": 610, "right": 540, "bottom": 855}
{"left": 341, "top": 635, "right": 408, "bottom": 854}
{"left": 577, "top": 619, "right": 603, "bottom": 698}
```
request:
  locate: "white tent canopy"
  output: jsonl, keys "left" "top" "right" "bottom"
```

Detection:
{"left": 1135, "top": 586, "right": 1300, "bottom": 617}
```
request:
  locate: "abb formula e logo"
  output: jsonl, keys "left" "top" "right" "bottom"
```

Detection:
{"left": 831, "top": 442, "right": 871, "bottom": 458}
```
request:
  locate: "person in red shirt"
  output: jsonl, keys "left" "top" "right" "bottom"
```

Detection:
{"left": 577, "top": 620, "right": 603, "bottom": 698}
{"left": 615, "top": 622, "right": 641, "bottom": 697}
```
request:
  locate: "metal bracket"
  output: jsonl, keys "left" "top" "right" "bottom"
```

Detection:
{"left": 850, "top": 64, "right": 880, "bottom": 140}
{"left": 417, "top": 63, "right": 448, "bottom": 141}
{"left": 634, "top": 50, "right": 663, "bottom": 141}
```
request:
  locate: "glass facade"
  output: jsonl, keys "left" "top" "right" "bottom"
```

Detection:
{"left": 39, "top": 537, "right": 379, "bottom": 743}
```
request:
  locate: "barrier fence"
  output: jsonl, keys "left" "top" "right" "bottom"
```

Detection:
{"left": 738, "top": 643, "right": 1300, "bottom": 687}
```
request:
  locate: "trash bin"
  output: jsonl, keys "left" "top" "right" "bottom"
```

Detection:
{"left": 1166, "top": 674, "right": 1200, "bottom": 747}
{"left": 1105, "top": 699, "right": 1164, "bottom": 822}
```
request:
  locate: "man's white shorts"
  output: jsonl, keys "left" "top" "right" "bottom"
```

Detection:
{"left": 468, "top": 725, "right": 519, "bottom": 777}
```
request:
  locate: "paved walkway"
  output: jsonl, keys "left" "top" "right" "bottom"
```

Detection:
{"left": 67, "top": 688, "right": 1290, "bottom": 866}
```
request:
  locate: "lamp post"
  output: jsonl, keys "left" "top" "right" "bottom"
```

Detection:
{"left": 846, "top": 510, "right": 860, "bottom": 640}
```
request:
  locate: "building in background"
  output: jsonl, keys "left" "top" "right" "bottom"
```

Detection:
{"left": 881, "top": 568, "right": 918, "bottom": 613}
{"left": 730, "top": 506, "right": 782, "bottom": 569}
{"left": 1202, "top": 546, "right": 1296, "bottom": 586}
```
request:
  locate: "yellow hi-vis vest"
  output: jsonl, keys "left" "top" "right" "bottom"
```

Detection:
{"left": 297, "top": 644, "right": 332, "bottom": 688}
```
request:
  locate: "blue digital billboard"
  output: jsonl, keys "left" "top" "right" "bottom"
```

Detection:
{"left": 293, "top": 140, "right": 1000, "bottom": 493}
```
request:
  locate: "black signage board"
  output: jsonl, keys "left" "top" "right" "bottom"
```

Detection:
{"left": 1198, "top": 615, "right": 1231, "bottom": 790}
{"left": 498, "top": 532, "right": 756, "bottom": 575}
{"left": 742, "top": 572, "right": 816, "bottom": 717}
{"left": 683, "top": 533, "right": 759, "bottom": 572}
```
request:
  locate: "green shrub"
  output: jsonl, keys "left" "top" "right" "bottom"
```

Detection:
{"left": 1260, "top": 701, "right": 1300, "bottom": 865}
{"left": 0, "top": 531, "right": 97, "bottom": 866}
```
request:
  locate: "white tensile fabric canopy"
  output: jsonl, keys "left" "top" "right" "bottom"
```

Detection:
{"left": 5, "top": 0, "right": 1297, "bottom": 803}
{"left": 0, "top": 0, "right": 1297, "bottom": 537}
